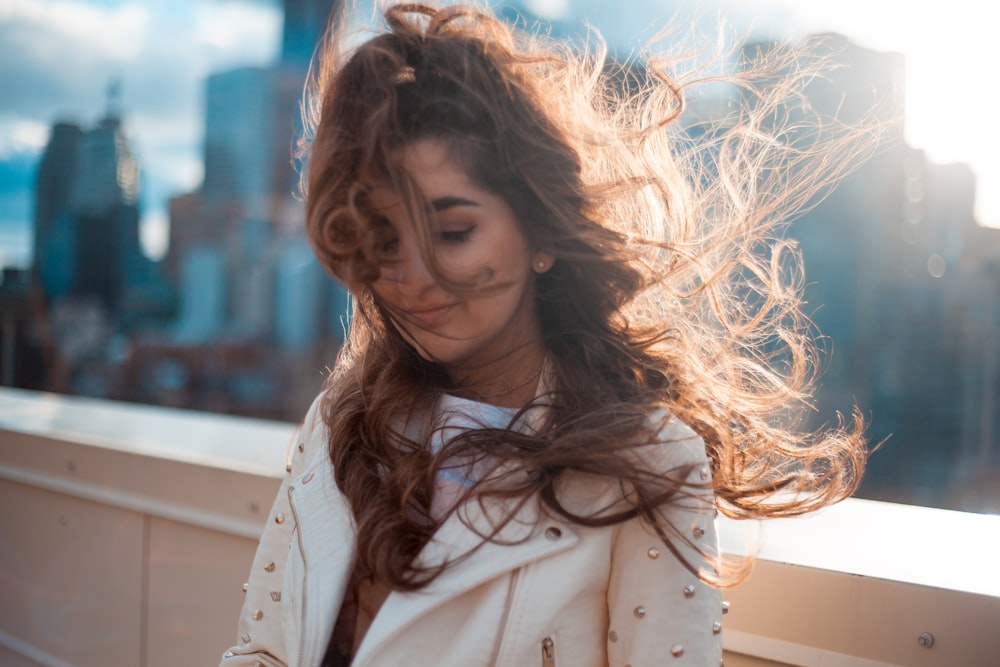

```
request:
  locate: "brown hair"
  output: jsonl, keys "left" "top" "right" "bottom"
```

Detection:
{"left": 301, "top": 1, "right": 879, "bottom": 590}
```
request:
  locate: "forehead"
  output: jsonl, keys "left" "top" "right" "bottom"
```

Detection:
{"left": 397, "top": 138, "right": 457, "bottom": 173}
{"left": 366, "top": 138, "right": 480, "bottom": 208}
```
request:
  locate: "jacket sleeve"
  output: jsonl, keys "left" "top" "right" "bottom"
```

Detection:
{"left": 219, "top": 393, "right": 327, "bottom": 667}
{"left": 606, "top": 412, "right": 724, "bottom": 667}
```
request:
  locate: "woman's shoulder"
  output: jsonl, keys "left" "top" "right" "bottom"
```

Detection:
{"left": 641, "top": 406, "right": 711, "bottom": 473}
{"left": 301, "top": 390, "right": 329, "bottom": 436}
{"left": 554, "top": 406, "right": 710, "bottom": 516}
{"left": 285, "top": 390, "right": 331, "bottom": 472}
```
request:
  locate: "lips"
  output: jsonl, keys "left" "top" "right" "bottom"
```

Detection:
{"left": 403, "top": 302, "right": 457, "bottom": 327}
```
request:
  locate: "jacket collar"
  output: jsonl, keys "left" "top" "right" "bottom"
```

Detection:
{"left": 287, "top": 451, "right": 355, "bottom": 666}
{"left": 295, "top": 357, "right": 564, "bottom": 664}
{"left": 293, "top": 451, "right": 579, "bottom": 667}
{"left": 353, "top": 496, "right": 578, "bottom": 666}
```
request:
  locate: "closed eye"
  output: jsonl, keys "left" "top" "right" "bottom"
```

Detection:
{"left": 439, "top": 226, "right": 475, "bottom": 243}
{"left": 370, "top": 215, "right": 399, "bottom": 256}
{"left": 379, "top": 238, "right": 399, "bottom": 255}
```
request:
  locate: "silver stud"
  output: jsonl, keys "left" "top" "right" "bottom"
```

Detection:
{"left": 302, "top": 471, "right": 314, "bottom": 484}
{"left": 224, "top": 651, "right": 234, "bottom": 658}
{"left": 241, "top": 582, "right": 248, "bottom": 593}
{"left": 699, "top": 465, "right": 710, "bottom": 480}
{"left": 683, "top": 584, "right": 696, "bottom": 598}
{"left": 251, "top": 609, "right": 264, "bottom": 621}
{"left": 264, "top": 561, "right": 276, "bottom": 572}
{"left": 241, "top": 633, "right": 251, "bottom": 644}
{"left": 297, "top": 442, "right": 304, "bottom": 452}
{"left": 722, "top": 600, "right": 730, "bottom": 614}
{"left": 671, "top": 644, "right": 684, "bottom": 657}
{"left": 544, "top": 526, "right": 562, "bottom": 540}
{"left": 647, "top": 547, "right": 660, "bottom": 559}
{"left": 270, "top": 591, "right": 281, "bottom": 602}
{"left": 713, "top": 621, "right": 722, "bottom": 634}
{"left": 608, "top": 630, "right": 618, "bottom": 642}
{"left": 693, "top": 526, "right": 705, "bottom": 538}
{"left": 275, "top": 513, "right": 285, "bottom": 524}
{"left": 633, "top": 606, "right": 646, "bottom": 618}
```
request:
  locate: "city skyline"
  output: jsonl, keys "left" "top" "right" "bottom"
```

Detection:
{"left": 1, "top": 0, "right": 999, "bottom": 272}
{"left": 2, "top": 0, "right": 999, "bottom": 514}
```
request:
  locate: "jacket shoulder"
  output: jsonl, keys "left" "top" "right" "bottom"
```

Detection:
{"left": 639, "top": 407, "right": 711, "bottom": 473}
{"left": 286, "top": 390, "right": 330, "bottom": 474}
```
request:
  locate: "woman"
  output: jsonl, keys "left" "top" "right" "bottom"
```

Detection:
{"left": 221, "top": 3, "right": 873, "bottom": 665}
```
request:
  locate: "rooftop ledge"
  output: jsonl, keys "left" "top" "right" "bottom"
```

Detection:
{"left": 1, "top": 386, "right": 998, "bottom": 667}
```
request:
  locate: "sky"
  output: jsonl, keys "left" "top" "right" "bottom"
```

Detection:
{"left": 1, "top": 0, "right": 997, "bottom": 270}
{"left": 0, "top": 0, "right": 282, "bottom": 268}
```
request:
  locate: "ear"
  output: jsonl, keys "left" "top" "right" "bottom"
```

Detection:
{"left": 532, "top": 251, "right": 555, "bottom": 274}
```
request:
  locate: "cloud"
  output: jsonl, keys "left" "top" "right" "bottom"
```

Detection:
{"left": 0, "top": 0, "right": 283, "bottom": 266}
{"left": 0, "top": 0, "right": 281, "bottom": 187}
{"left": 0, "top": 116, "right": 49, "bottom": 158}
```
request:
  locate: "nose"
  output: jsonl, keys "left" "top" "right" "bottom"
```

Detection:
{"left": 392, "top": 235, "right": 436, "bottom": 297}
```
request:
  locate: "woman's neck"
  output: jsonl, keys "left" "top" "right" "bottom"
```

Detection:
{"left": 445, "top": 343, "right": 547, "bottom": 408}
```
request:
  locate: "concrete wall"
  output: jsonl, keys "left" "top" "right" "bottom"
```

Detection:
{"left": 2, "top": 388, "right": 999, "bottom": 666}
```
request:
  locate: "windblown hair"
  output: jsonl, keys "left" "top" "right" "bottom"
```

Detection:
{"left": 301, "top": 1, "right": 879, "bottom": 590}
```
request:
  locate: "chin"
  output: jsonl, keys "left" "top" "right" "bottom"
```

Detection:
{"left": 404, "top": 337, "right": 463, "bottom": 366}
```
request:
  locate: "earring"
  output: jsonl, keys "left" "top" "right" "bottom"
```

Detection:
{"left": 536, "top": 260, "right": 546, "bottom": 270}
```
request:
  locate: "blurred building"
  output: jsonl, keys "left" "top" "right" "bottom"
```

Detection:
{"left": 282, "top": 0, "right": 339, "bottom": 66}
{"left": 33, "top": 85, "right": 158, "bottom": 318}
{"left": 33, "top": 122, "right": 82, "bottom": 300}
{"left": 752, "top": 37, "right": 1000, "bottom": 510}
{"left": 20, "top": 84, "right": 174, "bottom": 396}
{"left": 68, "top": 107, "right": 143, "bottom": 314}
{"left": 159, "top": 0, "right": 348, "bottom": 418}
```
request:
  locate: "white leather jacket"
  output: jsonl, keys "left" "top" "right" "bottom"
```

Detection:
{"left": 220, "top": 394, "right": 724, "bottom": 666}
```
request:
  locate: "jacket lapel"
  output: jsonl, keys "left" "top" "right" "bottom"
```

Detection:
{"left": 306, "top": 361, "right": 563, "bottom": 665}
{"left": 289, "top": 452, "right": 356, "bottom": 666}
{"left": 352, "top": 496, "right": 578, "bottom": 665}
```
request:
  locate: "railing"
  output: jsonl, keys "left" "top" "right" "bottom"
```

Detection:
{"left": 1, "top": 387, "right": 998, "bottom": 667}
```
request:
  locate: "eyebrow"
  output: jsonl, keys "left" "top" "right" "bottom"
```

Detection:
{"left": 430, "top": 196, "right": 480, "bottom": 212}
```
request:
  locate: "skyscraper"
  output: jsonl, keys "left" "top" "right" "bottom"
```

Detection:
{"left": 281, "top": 0, "right": 342, "bottom": 66}
{"left": 68, "top": 108, "right": 143, "bottom": 312}
{"left": 33, "top": 122, "right": 82, "bottom": 299}
{"left": 33, "top": 84, "right": 146, "bottom": 315}
{"left": 157, "top": 0, "right": 350, "bottom": 417}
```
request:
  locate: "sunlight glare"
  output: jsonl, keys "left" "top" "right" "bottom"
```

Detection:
{"left": 778, "top": 0, "right": 998, "bottom": 226}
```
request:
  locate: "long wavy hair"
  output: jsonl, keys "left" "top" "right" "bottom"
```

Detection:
{"left": 301, "top": 1, "right": 880, "bottom": 590}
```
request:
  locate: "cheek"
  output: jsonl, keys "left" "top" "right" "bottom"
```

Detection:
{"left": 370, "top": 272, "right": 401, "bottom": 299}
{"left": 368, "top": 284, "right": 389, "bottom": 307}
{"left": 487, "top": 237, "right": 533, "bottom": 280}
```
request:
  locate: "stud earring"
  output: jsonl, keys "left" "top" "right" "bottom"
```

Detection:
{"left": 536, "top": 260, "right": 546, "bottom": 270}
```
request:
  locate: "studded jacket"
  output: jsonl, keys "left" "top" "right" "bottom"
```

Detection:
{"left": 219, "top": 393, "right": 724, "bottom": 667}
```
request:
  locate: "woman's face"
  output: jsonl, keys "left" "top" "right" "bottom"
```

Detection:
{"left": 367, "top": 138, "right": 553, "bottom": 389}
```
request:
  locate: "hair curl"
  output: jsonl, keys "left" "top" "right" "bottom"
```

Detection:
{"left": 300, "top": 1, "right": 881, "bottom": 590}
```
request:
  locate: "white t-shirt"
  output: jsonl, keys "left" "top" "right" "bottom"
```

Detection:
{"left": 427, "top": 393, "right": 520, "bottom": 520}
